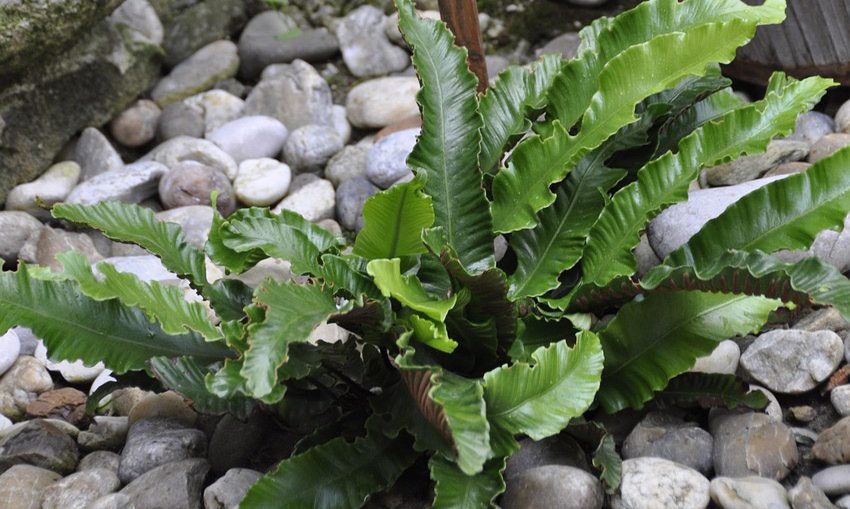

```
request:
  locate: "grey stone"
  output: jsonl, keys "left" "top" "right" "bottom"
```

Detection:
{"left": 346, "top": 77, "right": 420, "bottom": 129}
{"left": 212, "top": 78, "right": 246, "bottom": 98}
{"left": 502, "top": 465, "right": 603, "bottom": 509}
{"left": 78, "top": 451, "right": 121, "bottom": 474}
{"left": 839, "top": 495, "right": 850, "bottom": 509}
{"left": 612, "top": 457, "right": 710, "bottom": 509}
{"left": 204, "top": 468, "right": 263, "bottom": 509}
{"left": 5, "top": 162, "right": 80, "bottom": 219}
{"left": 184, "top": 89, "right": 245, "bottom": 135}
{"left": 110, "top": 0, "right": 164, "bottom": 45}
{"left": 118, "top": 417, "right": 207, "bottom": 483}
{"left": 647, "top": 176, "right": 786, "bottom": 259}
{"left": 0, "top": 18, "right": 160, "bottom": 206}
{"left": 711, "top": 476, "right": 790, "bottom": 509}
{"left": 209, "top": 413, "right": 267, "bottom": 474}
{"left": 330, "top": 107, "right": 350, "bottom": 146}
{"left": 245, "top": 60, "right": 334, "bottom": 130}
{"left": 622, "top": 412, "right": 714, "bottom": 475}
{"left": 111, "top": 99, "right": 162, "bottom": 147}
{"left": 775, "top": 211, "right": 850, "bottom": 274}
{"left": 74, "top": 128, "right": 124, "bottom": 181}
{"left": 384, "top": 10, "right": 440, "bottom": 45}
{"left": 326, "top": 144, "right": 371, "bottom": 188}
{"left": 764, "top": 161, "right": 812, "bottom": 177}
{"left": 89, "top": 493, "right": 133, "bottom": 509}
{"left": 152, "top": 40, "right": 240, "bottom": 107}
{"left": 0, "top": 357, "right": 54, "bottom": 420}
{"left": 336, "top": 177, "right": 379, "bottom": 232}
{"left": 234, "top": 158, "right": 292, "bottom": 207}
{"left": 0, "top": 330, "right": 20, "bottom": 378}
{"left": 159, "top": 161, "right": 236, "bottom": 216}
{"left": 0, "top": 419, "right": 79, "bottom": 475}
{"left": 10, "top": 329, "right": 36, "bottom": 357}
{"left": 795, "top": 307, "right": 850, "bottom": 333}
{"left": 334, "top": 6, "right": 409, "bottom": 78}
{"left": 788, "top": 476, "right": 836, "bottom": 509}
{"left": 366, "top": 128, "right": 417, "bottom": 188}
{"left": 120, "top": 458, "right": 209, "bottom": 509}
{"left": 282, "top": 124, "right": 343, "bottom": 173}
{"left": 78, "top": 417, "right": 129, "bottom": 451}
{"left": 143, "top": 136, "right": 238, "bottom": 180}
{"left": 66, "top": 161, "right": 168, "bottom": 205}
{"left": 747, "top": 385, "right": 783, "bottom": 422}
{"left": 33, "top": 341, "right": 106, "bottom": 384}
{"left": 0, "top": 212, "right": 43, "bottom": 263}
{"left": 538, "top": 32, "right": 581, "bottom": 59}
{"left": 833, "top": 386, "right": 850, "bottom": 416}
{"left": 238, "top": 11, "right": 339, "bottom": 79}
{"left": 273, "top": 178, "right": 335, "bottom": 222}
{"left": 24, "top": 225, "right": 107, "bottom": 269}
{"left": 812, "top": 417, "right": 850, "bottom": 464}
{"left": 740, "top": 329, "right": 844, "bottom": 394}
{"left": 704, "top": 139, "right": 808, "bottom": 186}
{"left": 42, "top": 468, "right": 121, "bottom": 509}
{"left": 158, "top": 101, "right": 206, "bottom": 141}
{"left": 790, "top": 112, "right": 835, "bottom": 145}
{"left": 504, "top": 435, "right": 589, "bottom": 481}
{"left": 155, "top": 206, "right": 215, "bottom": 250}
{"left": 837, "top": 100, "right": 850, "bottom": 134}
{"left": 0, "top": 464, "right": 62, "bottom": 509}
{"left": 710, "top": 411, "right": 798, "bottom": 480}
{"left": 813, "top": 465, "right": 850, "bottom": 496}
{"left": 809, "top": 133, "right": 850, "bottom": 164}
{"left": 207, "top": 116, "right": 288, "bottom": 163}
{"left": 231, "top": 258, "right": 297, "bottom": 288}
{"left": 126, "top": 391, "right": 196, "bottom": 427}
{"left": 691, "top": 340, "right": 740, "bottom": 376}
{"left": 161, "top": 0, "right": 247, "bottom": 67}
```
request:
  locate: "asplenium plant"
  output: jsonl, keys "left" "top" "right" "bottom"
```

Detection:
{"left": 3, "top": 0, "right": 850, "bottom": 506}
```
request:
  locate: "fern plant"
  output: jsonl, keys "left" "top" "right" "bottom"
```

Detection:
{"left": 3, "top": 0, "right": 850, "bottom": 506}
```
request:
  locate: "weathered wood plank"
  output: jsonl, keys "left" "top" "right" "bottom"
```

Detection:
{"left": 729, "top": 0, "right": 850, "bottom": 85}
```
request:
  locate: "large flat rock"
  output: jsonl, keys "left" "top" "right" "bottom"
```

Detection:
{"left": 0, "top": 19, "right": 161, "bottom": 206}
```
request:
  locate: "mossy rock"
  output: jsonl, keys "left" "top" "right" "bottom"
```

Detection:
{"left": 0, "top": 0, "right": 124, "bottom": 88}
{"left": 161, "top": 0, "right": 249, "bottom": 67}
{"left": 0, "top": 21, "right": 162, "bottom": 206}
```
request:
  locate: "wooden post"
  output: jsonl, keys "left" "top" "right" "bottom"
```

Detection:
{"left": 438, "top": 0, "right": 488, "bottom": 93}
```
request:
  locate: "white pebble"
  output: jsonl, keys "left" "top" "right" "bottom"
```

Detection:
{"left": 234, "top": 158, "right": 292, "bottom": 207}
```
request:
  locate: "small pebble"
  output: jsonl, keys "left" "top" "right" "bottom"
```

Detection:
{"left": 111, "top": 99, "right": 161, "bottom": 147}
{"left": 234, "top": 158, "right": 292, "bottom": 207}
{"left": 813, "top": 465, "right": 850, "bottom": 496}
{"left": 158, "top": 161, "right": 236, "bottom": 216}
{"left": 273, "top": 178, "right": 335, "bottom": 222}
{"left": 366, "top": 128, "right": 418, "bottom": 188}
{"left": 710, "top": 476, "right": 790, "bottom": 509}
{"left": 206, "top": 115, "right": 288, "bottom": 163}
{"left": 809, "top": 133, "right": 850, "bottom": 164}
{"left": 282, "top": 124, "right": 343, "bottom": 174}
{"left": 5, "top": 162, "right": 81, "bottom": 219}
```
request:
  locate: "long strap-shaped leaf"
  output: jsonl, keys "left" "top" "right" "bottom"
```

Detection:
{"left": 430, "top": 455, "right": 506, "bottom": 509}
{"left": 353, "top": 178, "right": 435, "bottom": 260}
{"left": 556, "top": 0, "right": 784, "bottom": 129}
{"left": 667, "top": 145, "right": 850, "bottom": 268}
{"left": 56, "top": 251, "right": 222, "bottom": 341}
{"left": 642, "top": 250, "right": 850, "bottom": 319}
{"left": 53, "top": 202, "right": 207, "bottom": 288}
{"left": 491, "top": 20, "right": 773, "bottom": 233}
{"left": 52, "top": 201, "right": 247, "bottom": 320}
{"left": 598, "top": 290, "right": 780, "bottom": 413}
{"left": 478, "top": 55, "right": 562, "bottom": 176}
{"left": 394, "top": 331, "right": 493, "bottom": 475}
{"left": 150, "top": 356, "right": 254, "bottom": 418}
{"left": 0, "top": 266, "right": 230, "bottom": 374}
{"left": 240, "top": 433, "right": 418, "bottom": 509}
{"left": 367, "top": 258, "right": 457, "bottom": 322}
{"left": 507, "top": 72, "right": 733, "bottom": 299}
{"left": 581, "top": 74, "right": 834, "bottom": 287}
{"left": 483, "top": 331, "right": 603, "bottom": 440}
{"left": 240, "top": 281, "right": 343, "bottom": 401}
{"left": 396, "top": 0, "right": 494, "bottom": 273}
